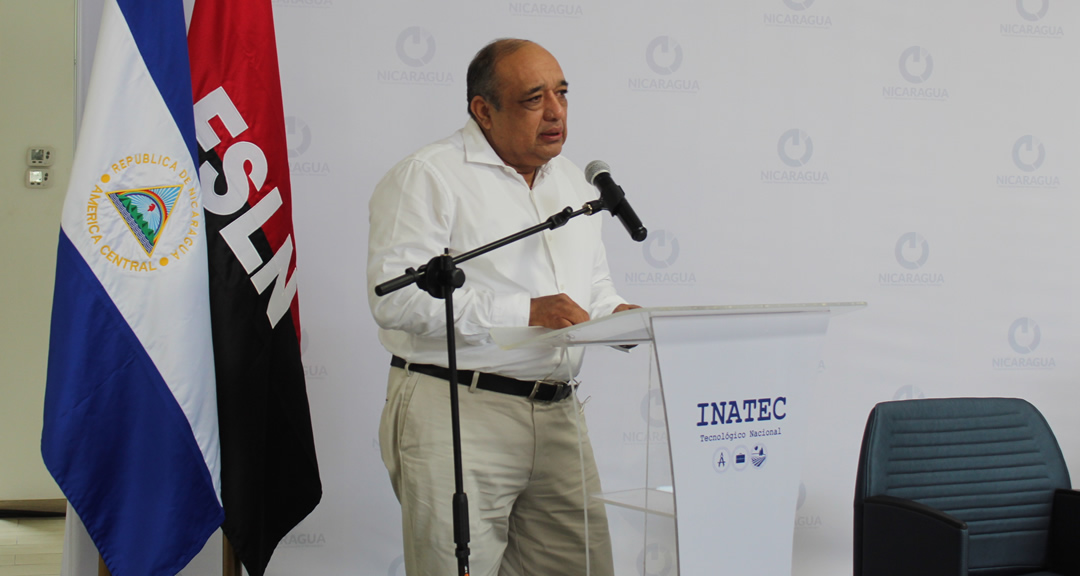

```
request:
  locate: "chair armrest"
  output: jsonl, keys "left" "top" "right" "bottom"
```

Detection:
{"left": 1050, "top": 489, "right": 1080, "bottom": 576}
{"left": 860, "top": 494, "right": 968, "bottom": 576}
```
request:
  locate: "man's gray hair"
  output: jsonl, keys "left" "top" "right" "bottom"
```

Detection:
{"left": 466, "top": 38, "right": 532, "bottom": 121}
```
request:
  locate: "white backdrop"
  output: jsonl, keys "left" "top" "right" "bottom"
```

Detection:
{"left": 72, "top": 1, "right": 1080, "bottom": 575}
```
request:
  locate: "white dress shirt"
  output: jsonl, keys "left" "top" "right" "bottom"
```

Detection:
{"left": 367, "top": 119, "right": 626, "bottom": 381}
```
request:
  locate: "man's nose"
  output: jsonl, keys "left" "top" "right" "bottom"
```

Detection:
{"left": 544, "top": 94, "right": 566, "bottom": 121}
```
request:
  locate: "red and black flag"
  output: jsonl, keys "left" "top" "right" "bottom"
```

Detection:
{"left": 188, "top": 1, "right": 322, "bottom": 575}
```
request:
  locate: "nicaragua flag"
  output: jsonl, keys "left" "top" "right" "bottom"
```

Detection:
{"left": 41, "top": 1, "right": 224, "bottom": 575}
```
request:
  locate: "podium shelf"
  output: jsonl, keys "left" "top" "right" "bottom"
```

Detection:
{"left": 592, "top": 488, "right": 675, "bottom": 518}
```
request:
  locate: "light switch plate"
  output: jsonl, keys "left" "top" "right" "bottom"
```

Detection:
{"left": 27, "top": 146, "right": 55, "bottom": 167}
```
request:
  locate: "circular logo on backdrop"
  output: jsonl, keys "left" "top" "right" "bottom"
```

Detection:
{"left": 783, "top": 0, "right": 815, "bottom": 10}
{"left": 640, "top": 389, "right": 666, "bottom": 426}
{"left": 893, "top": 385, "right": 926, "bottom": 401}
{"left": 894, "top": 233, "right": 930, "bottom": 270}
{"left": 1017, "top": 0, "right": 1050, "bottom": 21}
{"left": 898, "top": 46, "right": 934, "bottom": 84}
{"left": 284, "top": 116, "right": 311, "bottom": 158}
{"left": 637, "top": 543, "right": 676, "bottom": 576}
{"left": 643, "top": 230, "right": 680, "bottom": 268}
{"left": 396, "top": 27, "right": 436, "bottom": 67}
{"left": 387, "top": 555, "right": 406, "bottom": 576}
{"left": 1012, "top": 135, "right": 1045, "bottom": 172}
{"left": 646, "top": 36, "right": 683, "bottom": 75}
{"left": 797, "top": 482, "right": 807, "bottom": 510}
{"left": 1008, "top": 318, "right": 1042, "bottom": 354}
{"left": 777, "top": 129, "right": 814, "bottom": 167}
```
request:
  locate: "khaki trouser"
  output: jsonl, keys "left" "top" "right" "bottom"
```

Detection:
{"left": 379, "top": 366, "right": 614, "bottom": 576}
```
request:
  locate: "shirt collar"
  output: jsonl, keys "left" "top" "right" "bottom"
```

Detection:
{"left": 462, "top": 118, "right": 556, "bottom": 181}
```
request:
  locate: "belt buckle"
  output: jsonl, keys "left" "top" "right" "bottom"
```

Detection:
{"left": 528, "top": 379, "right": 563, "bottom": 402}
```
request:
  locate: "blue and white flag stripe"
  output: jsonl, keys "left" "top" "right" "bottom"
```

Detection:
{"left": 42, "top": 1, "right": 223, "bottom": 574}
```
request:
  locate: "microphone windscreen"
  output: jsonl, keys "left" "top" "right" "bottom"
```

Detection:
{"left": 584, "top": 160, "right": 610, "bottom": 185}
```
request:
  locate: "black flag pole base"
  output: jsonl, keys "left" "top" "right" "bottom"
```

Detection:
{"left": 374, "top": 201, "right": 605, "bottom": 576}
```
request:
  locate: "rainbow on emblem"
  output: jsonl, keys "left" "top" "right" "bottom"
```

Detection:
{"left": 108, "top": 185, "right": 182, "bottom": 256}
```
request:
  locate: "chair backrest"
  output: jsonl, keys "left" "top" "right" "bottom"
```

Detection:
{"left": 855, "top": 397, "right": 1070, "bottom": 575}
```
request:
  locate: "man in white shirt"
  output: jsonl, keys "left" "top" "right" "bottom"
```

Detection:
{"left": 367, "top": 38, "right": 636, "bottom": 576}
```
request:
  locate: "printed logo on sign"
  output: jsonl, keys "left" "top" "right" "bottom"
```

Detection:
{"left": 898, "top": 46, "right": 933, "bottom": 83}
{"left": 1018, "top": 0, "right": 1050, "bottom": 20}
{"left": 644, "top": 231, "right": 679, "bottom": 268}
{"left": 637, "top": 543, "right": 676, "bottom": 576}
{"left": 998, "top": 135, "right": 1059, "bottom": 189}
{"left": 732, "top": 445, "right": 750, "bottom": 471}
{"left": 1009, "top": 317, "right": 1041, "bottom": 353}
{"left": 895, "top": 232, "right": 929, "bottom": 270}
{"left": 879, "top": 233, "right": 945, "bottom": 286}
{"left": 299, "top": 329, "right": 329, "bottom": 380}
{"left": 378, "top": 28, "right": 453, "bottom": 86}
{"left": 626, "top": 230, "right": 696, "bottom": 286}
{"left": 762, "top": 128, "right": 830, "bottom": 185}
{"left": 641, "top": 388, "right": 666, "bottom": 427}
{"left": 285, "top": 116, "right": 331, "bottom": 177}
{"left": 795, "top": 482, "right": 823, "bottom": 529}
{"left": 1013, "top": 135, "right": 1045, "bottom": 172}
{"left": 713, "top": 446, "right": 732, "bottom": 473}
{"left": 279, "top": 531, "right": 326, "bottom": 548}
{"left": 750, "top": 444, "right": 768, "bottom": 467}
{"left": 646, "top": 36, "right": 682, "bottom": 75}
{"left": 388, "top": 556, "right": 406, "bottom": 576}
{"left": 508, "top": 0, "right": 583, "bottom": 18}
{"left": 884, "top": 46, "right": 949, "bottom": 101}
{"left": 994, "top": 317, "right": 1056, "bottom": 370}
{"left": 285, "top": 117, "right": 311, "bottom": 157}
{"left": 629, "top": 36, "right": 700, "bottom": 93}
{"left": 1002, "top": 0, "right": 1064, "bottom": 38}
{"left": 764, "top": 0, "right": 833, "bottom": 29}
{"left": 624, "top": 389, "right": 667, "bottom": 444}
{"left": 697, "top": 396, "right": 786, "bottom": 460}
{"left": 83, "top": 153, "right": 200, "bottom": 273}
{"left": 893, "top": 385, "right": 926, "bottom": 401}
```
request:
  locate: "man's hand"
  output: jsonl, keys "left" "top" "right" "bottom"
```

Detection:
{"left": 613, "top": 303, "right": 642, "bottom": 314}
{"left": 529, "top": 294, "right": 590, "bottom": 329}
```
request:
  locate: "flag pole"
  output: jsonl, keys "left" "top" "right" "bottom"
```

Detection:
{"left": 97, "top": 554, "right": 111, "bottom": 576}
{"left": 224, "top": 535, "right": 242, "bottom": 576}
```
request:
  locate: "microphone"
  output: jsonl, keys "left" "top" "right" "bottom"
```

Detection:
{"left": 584, "top": 160, "right": 648, "bottom": 242}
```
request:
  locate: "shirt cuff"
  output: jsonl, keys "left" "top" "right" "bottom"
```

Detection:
{"left": 491, "top": 291, "right": 532, "bottom": 329}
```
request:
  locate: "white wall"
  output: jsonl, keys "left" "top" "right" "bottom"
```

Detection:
{"left": 0, "top": 0, "right": 74, "bottom": 502}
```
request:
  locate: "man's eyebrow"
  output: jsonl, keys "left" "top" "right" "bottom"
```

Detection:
{"left": 522, "top": 79, "right": 569, "bottom": 98}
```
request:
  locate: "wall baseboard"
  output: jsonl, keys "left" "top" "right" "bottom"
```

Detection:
{"left": 0, "top": 499, "right": 66, "bottom": 517}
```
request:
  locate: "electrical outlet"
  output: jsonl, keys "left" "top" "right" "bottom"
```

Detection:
{"left": 27, "top": 146, "right": 55, "bottom": 167}
{"left": 26, "top": 168, "right": 52, "bottom": 188}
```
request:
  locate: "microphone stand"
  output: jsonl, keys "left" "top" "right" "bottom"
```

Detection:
{"left": 375, "top": 199, "right": 607, "bottom": 576}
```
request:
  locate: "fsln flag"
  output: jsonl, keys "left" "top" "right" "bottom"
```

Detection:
{"left": 188, "top": 1, "right": 323, "bottom": 574}
{"left": 41, "top": 1, "right": 224, "bottom": 575}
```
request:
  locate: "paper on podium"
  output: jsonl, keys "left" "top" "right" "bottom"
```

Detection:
{"left": 490, "top": 303, "right": 866, "bottom": 350}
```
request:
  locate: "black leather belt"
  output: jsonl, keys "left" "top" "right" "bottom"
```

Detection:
{"left": 391, "top": 356, "right": 575, "bottom": 402}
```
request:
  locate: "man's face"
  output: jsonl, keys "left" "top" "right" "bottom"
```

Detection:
{"left": 475, "top": 43, "right": 568, "bottom": 178}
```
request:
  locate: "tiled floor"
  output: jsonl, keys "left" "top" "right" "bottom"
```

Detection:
{"left": 0, "top": 517, "right": 64, "bottom": 576}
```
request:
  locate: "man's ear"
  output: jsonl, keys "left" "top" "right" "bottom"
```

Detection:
{"left": 470, "top": 95, "right": 493, "bottom": 131}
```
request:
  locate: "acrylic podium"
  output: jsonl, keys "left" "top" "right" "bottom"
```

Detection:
{"left": 492, "top": 303, "right": 864, "bottom": 576}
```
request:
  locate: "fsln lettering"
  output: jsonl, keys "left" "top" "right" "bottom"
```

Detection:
{"left": 696, "top": 397, "right": 786, "bottom": 426}
{"left": 194, "top": 86, "right": 296, "bottom": 329}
